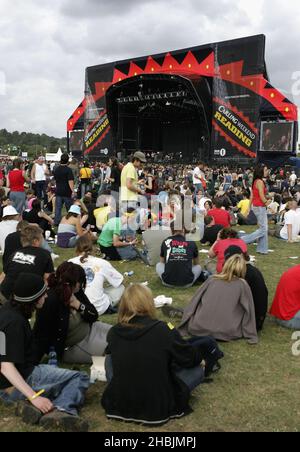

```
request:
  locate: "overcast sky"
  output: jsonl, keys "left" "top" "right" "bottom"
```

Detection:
{"left": 0, "top": 0, "right": 299, "bottom": 137}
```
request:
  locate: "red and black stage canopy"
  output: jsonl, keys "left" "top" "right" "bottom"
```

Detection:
{"left": 67, "top": 35, "right": 298, "bottom": 162}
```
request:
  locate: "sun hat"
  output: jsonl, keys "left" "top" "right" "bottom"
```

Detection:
{"left": 68, "top": 205, "right": 81, "bottom": 215}
{"left": 3, "top": 206, "right": 19, "bottom": 217}
{"left": 133, "top": 151, "right": 147, "bottom": 163}
{"left": 13, "top": 273, "right": 48, "bottom": 304}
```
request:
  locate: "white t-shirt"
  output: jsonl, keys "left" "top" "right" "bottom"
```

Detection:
{"left": 69, "top": 256, "right": 124, "bottom": 315}
{"left": 280, "top": 209, "right": 300, "bottom": 240}
{"left": 0, "top": 220, "right": 19, "bottom": 252}
{"left": 193, "top": 167, "right": 204, "bottom": 185}
{"left": 34, "top": 163, "right": 47, "bottom": 182}
{"left": 290, "top": 174, "right": 297, "bottom": 186}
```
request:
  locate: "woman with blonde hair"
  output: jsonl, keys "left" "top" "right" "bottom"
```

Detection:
{"left": 179, "top": 255, "right": 258, "bottom": 344}
{"left": 101, "top": 284, "right": 223, "bottom": 426}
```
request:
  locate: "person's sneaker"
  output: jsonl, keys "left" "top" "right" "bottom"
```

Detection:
{"left": 39, "top": 410, "right": 89, "bottom": 432}
{"left": 162, "top": 305, "right": 184, "bottom": 319}
{"left": 15, "top": 401, "right": 43, "bottom": 425}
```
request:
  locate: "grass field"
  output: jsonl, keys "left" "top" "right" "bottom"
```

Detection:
{"left": 1, "top": 227, "right": 300, "bottom": 432}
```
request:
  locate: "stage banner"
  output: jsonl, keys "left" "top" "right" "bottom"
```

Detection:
{"left": 212, "top": 94, "right": 259, "bottom": 159}
{"left": 211, "top": 79, "right": 260, "bottom": 161}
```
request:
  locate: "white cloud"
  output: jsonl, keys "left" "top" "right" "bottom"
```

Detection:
{"left": 0, "top": 0, "right": 299, "bottom": 136}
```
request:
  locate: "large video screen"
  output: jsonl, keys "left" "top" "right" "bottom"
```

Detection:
{"left": 260, "top": 121, "right": 294, "bottom": 152}
{"left": 69, "top": 130, "right": 84, "bottom": 152}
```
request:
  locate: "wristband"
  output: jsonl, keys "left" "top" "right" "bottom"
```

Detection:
{"left": 29, "top": 389, "right": 45, "bottom": 401}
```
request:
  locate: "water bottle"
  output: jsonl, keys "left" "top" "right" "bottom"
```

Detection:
{"left": 48, "top": 347, "right": 58, "bottom": 367}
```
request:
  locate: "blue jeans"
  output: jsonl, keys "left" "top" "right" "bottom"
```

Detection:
{"left": 105, "top": 356, "right": 204, "bottom": 393}
{"left": 156, "top": 263, "right": 202, "bottom": 288}
{"left": 276, "top": 310, "right": 300, "bottom": 330}
{"left": 0, "top": 365, "right": 90, "bottom": 416}
{"left": 55, "top": 196, "right": 73, "bottom": 226}
{"left": 241, "top": 207, "right": 268, "bottom": 254}
{"left": 9, "top": 192, "right": 26, "bottom": 214}
{"left": 35, "top": 181, "right": 47, "bottom": 204}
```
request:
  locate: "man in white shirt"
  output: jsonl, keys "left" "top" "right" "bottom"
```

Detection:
{"left": 193, "top": 162, "right": 205, "bottom": 192}
{"left": 68, "top": 254, "right": 125, "bottom": 316}
{"left": 280, "top": 201, "right": 300, "bottom": 242}
{"left": 290, "top": 171, "right": 297, "bottom": 188}
{"left": 31, "top": 156, "right": 49, "bottom": 205}
{"left": 0, "top": 206, "right": 20, "bottom": 253}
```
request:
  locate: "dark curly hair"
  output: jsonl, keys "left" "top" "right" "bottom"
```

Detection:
{"left": 48, "top": 262, "right": 87, "bottom": 306}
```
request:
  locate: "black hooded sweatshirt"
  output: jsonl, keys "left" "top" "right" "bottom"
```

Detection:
{"left": 101, "top": 316, "right": 203, "bottom": 426}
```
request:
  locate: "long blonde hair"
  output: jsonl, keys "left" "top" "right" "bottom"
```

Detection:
{"left": 214, "top": 254, "right": 246, "bottom": 282}
{"left": 118, "top": 284, "right": 157, "bottom": 326}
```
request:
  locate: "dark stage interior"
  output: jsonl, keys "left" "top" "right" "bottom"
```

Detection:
{"left": 106, "top": 74, "right": 212, "bottom": 162}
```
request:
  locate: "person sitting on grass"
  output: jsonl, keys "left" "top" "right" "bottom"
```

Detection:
{"left": 207, "top": 198, "right": 232, "bottom": 229}
{"left": 0, "top": 273, "right": 90, "bottom": 432}
{"left": 178, "top": 255, "right": 258, "bottom": 344}
{"left": 57, "top": 204, "right": 88, "bottom": 249}
{"left": 23, "top": 199, "right": 55, "bottom": 239}
{"left": 156, "top": 215, "right": 202, "bottom": 288}
{"left": 68, "top": 236, "right": 125, "bottom": 316}
{"left": 207, "top": 227, "right": 247, "bottom": 274}
{"left": 224, "top": 246, "right": 268, "bottom": 332}
{"left": 0, "top": 206, "right": 20, "bottom": 254}
{"left": 2, "top": 220, "right": 29, "bottom": 271}
{"left": 270, "top": 265, "right": 300, "bottom": 330}
{"left": 98, "top": 208, "right": 140, "bottom": 261}
{"left": 200, "top": 216, "right": 223, "bottom": 246}
{"left": 0, "top": 225, "right": 54, "bottom": 303}
{"left": 278, "top": 200, "right": 300, "bottom": 243}
{"left": 101, "top": 284, "right": 224, "bottom": 426}
{"left": 33, "top": 262, "right": 111, "bottom": 365}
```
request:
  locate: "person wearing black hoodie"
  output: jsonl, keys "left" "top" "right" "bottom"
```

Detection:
{"left": 101, "top": 284, "right": 223, "bottom": 426}
{"left": 224, "top": 245, "right": 268, "bottom": 331}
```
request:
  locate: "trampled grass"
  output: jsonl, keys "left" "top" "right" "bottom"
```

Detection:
{"left": 1, "top": 228, "right": 300, "bottom": 432}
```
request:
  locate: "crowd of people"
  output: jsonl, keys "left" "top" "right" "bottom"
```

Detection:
{"left": 0, "top": 151, "right": 300, "bottom": 431}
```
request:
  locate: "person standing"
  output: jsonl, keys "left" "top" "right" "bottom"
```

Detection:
{"left": 53, "top": 154, "right": 75, "bottom": 226}
{"left": 31, "top": 156, "right": 49, "bottom": 205}
{"left": 193, "top": 162, "right": 205, "bottom": 193}
{"left": 242, "top": 166, "right": 269, "bottom": 255}
{"left": 120, "top": 151, "right": 147, "bottom": 210}
{"left": 7, "top": 159, "right": 30, "bottom": 213}
{"left": 79, "top": 162, "right": 92, "bottom": 198}
{"left": 107, "top": 159, "right": 121, "bottom": 210}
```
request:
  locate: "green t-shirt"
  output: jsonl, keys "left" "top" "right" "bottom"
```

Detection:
{"left": 98, "top": 217, "right": 122, "bottom": 248}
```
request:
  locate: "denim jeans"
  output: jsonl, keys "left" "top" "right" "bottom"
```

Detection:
{"left": 9, "top": 192, "right": 26, "bottom": 214}
{"left": 0, "top": 365, "right": 90, "bottom": 416}
{"left": 81, "top": 182, "right": 91, "bottom": 199}
{"left": 156, "top": 263, "right": 202, "bottom": 288}
{"left": 241, "top": 207, "right": 268, "bottom": 254}
{"left": 276, "top": 310, "right": 300, "bottom": 330}
{"left": 105, "top": 355, "right": 204, "bottom": 393}
{"left": 55, "top": 196, "right": 73, "bottom": 226}
{"left": 35, "top": 181, "right": 47, "bottom": 204}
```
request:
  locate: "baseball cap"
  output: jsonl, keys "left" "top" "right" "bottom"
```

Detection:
{"left": 224, "top": 245, "right": 244, "bottom": 261}
{"left": 68, "top": 205, "right": 81, "bottom": 215}
{"left": 3, "top": 206, "right": 19, "bottom": 217}
{"left": 133, "top": 151, "right": 147, "bottom": 163}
